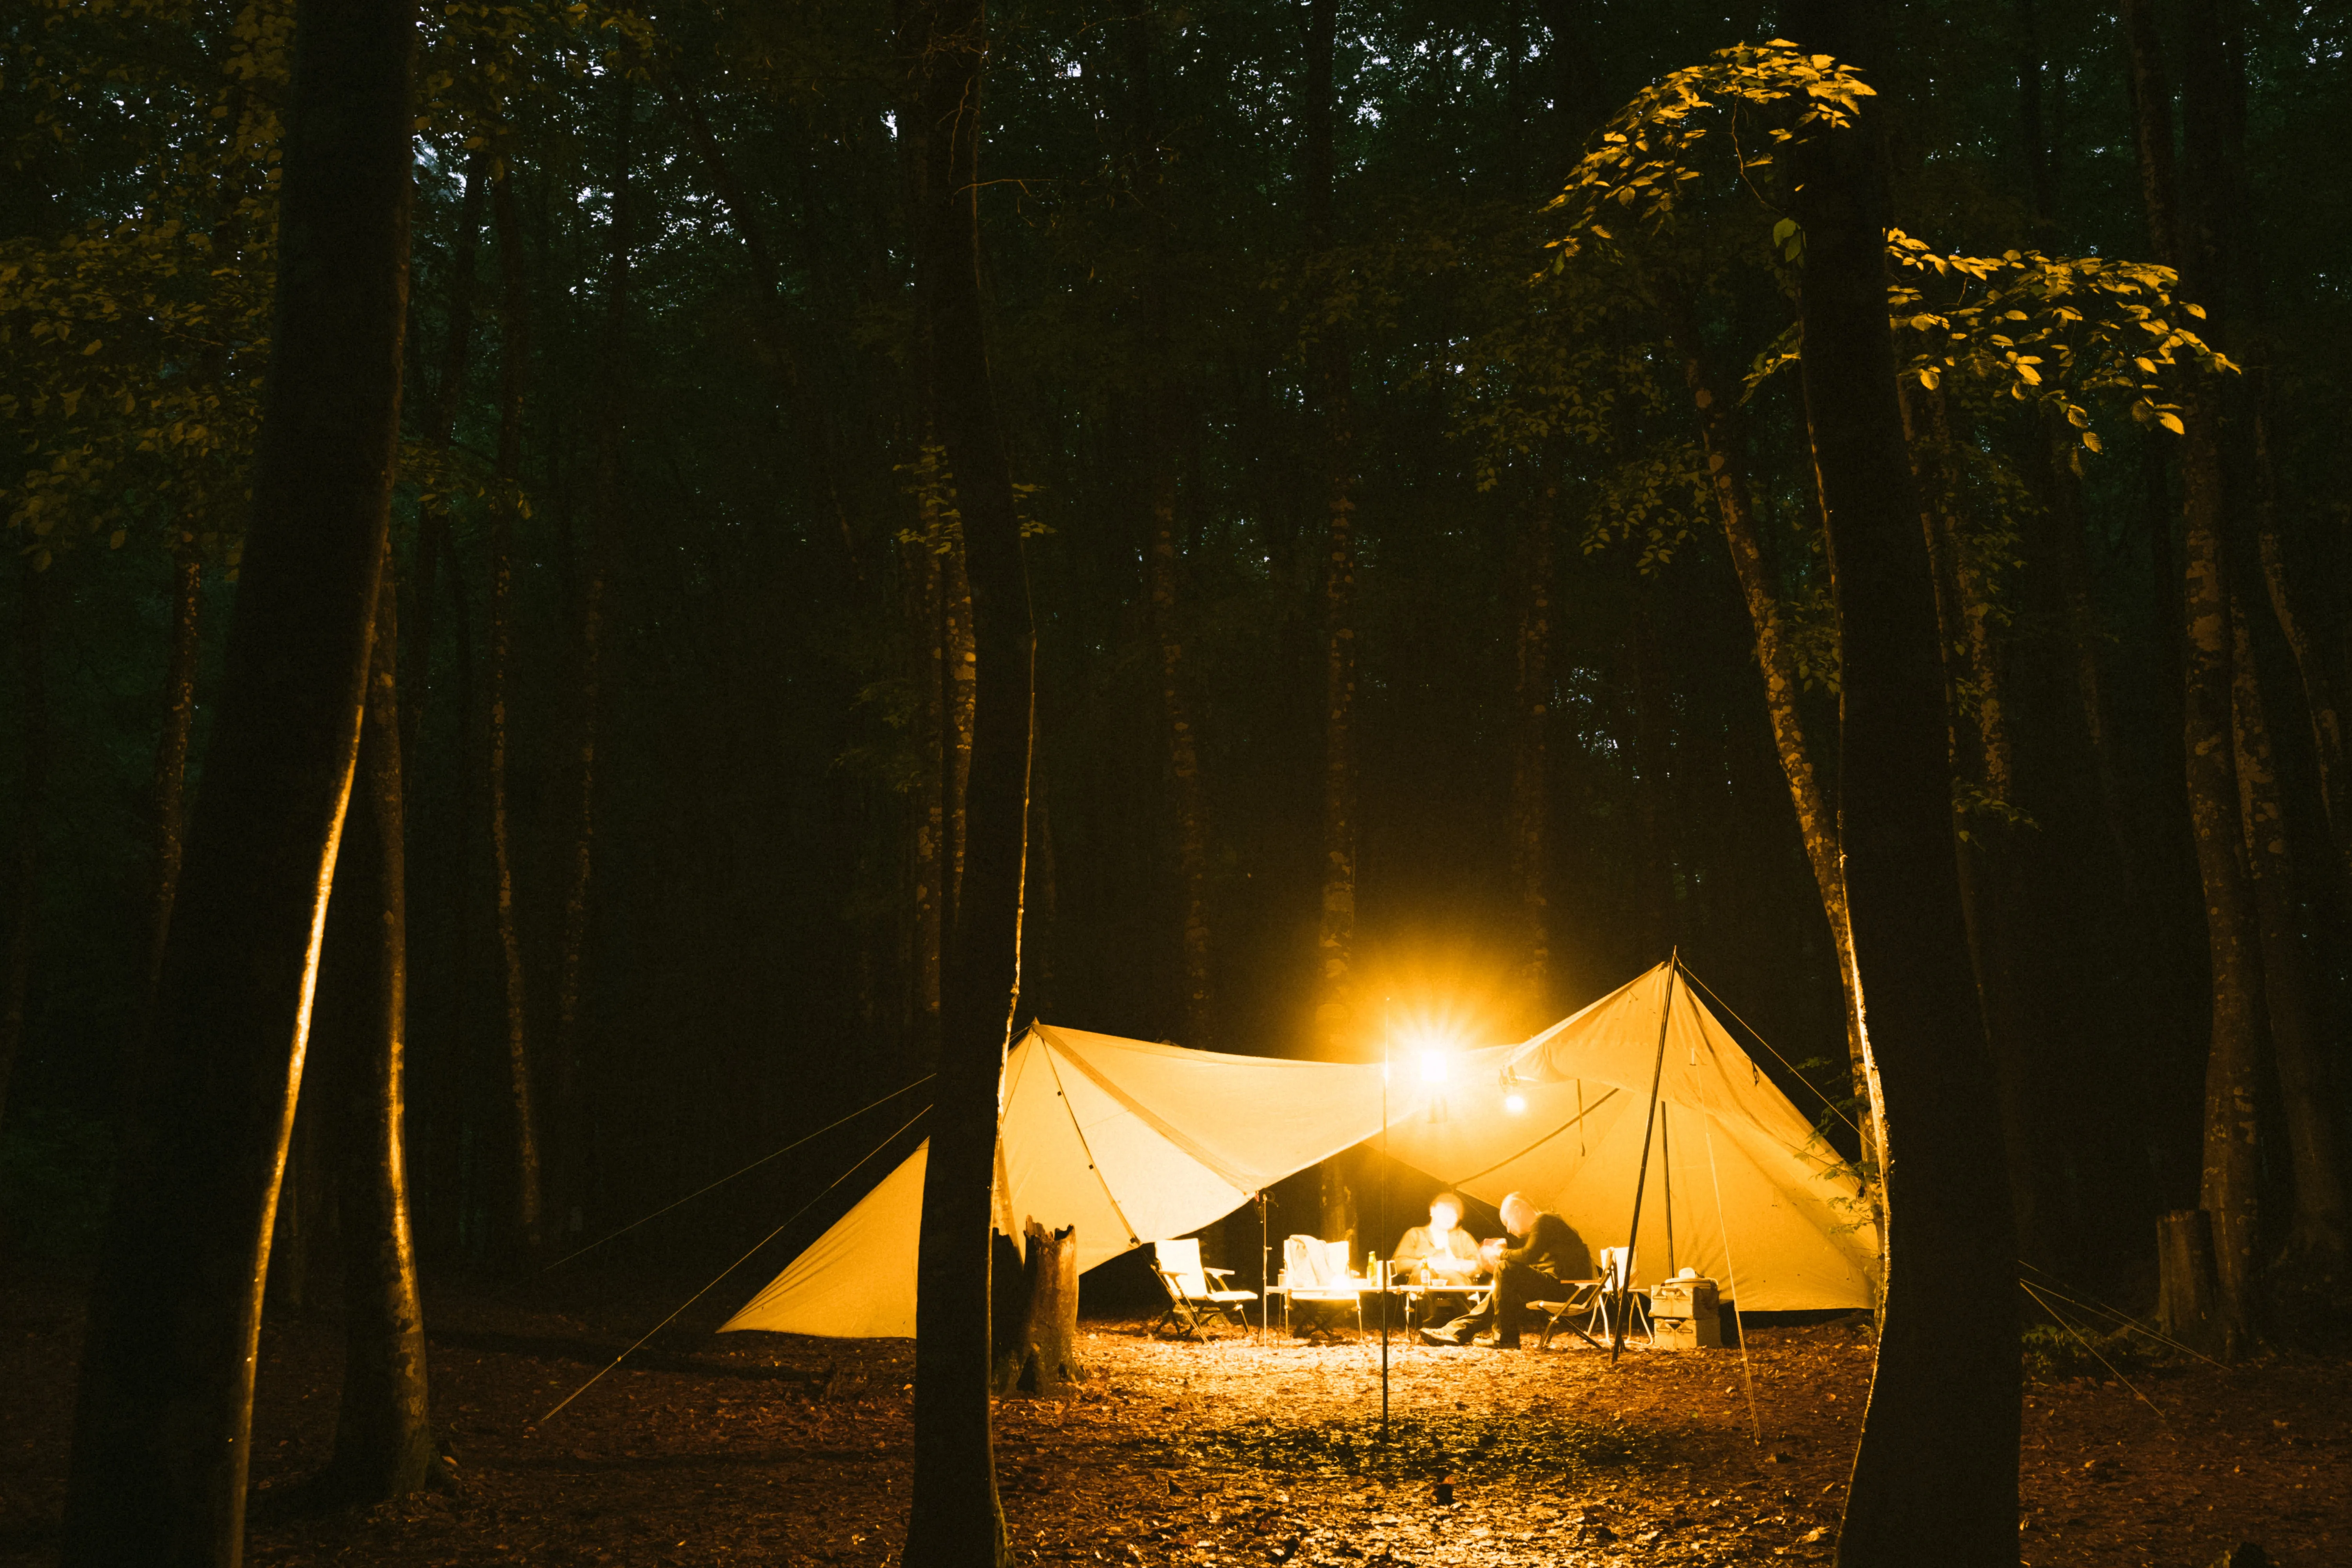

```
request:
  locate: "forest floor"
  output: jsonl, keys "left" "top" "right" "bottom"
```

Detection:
{"left": 3, "top": 1264, "right": 2348, "bottom": 1567}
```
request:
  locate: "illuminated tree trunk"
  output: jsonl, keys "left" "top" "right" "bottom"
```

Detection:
{"left": 1781, "top": 5, "right": 2018, "bottom": 1563}
{"left": 1664, "top": 304, "right": 1875, "bottom": 1170}
{"left": 2231, "top": 610, "right": 2349, "bottom": 1288}
{"left": 1304, "top": 0, "right": 1357, "bottom": 1056}
{"left": 1510, "top": 467, "right": 1553, "bottom": 1021}
{"left": 0, "top": 563, "right": 45, "bottom": 1136}
{"left": 552, "top": 76, "right": 633, "bottom": 1234}
{"left": 318, "top": 558, "right": 434, "bottom": 1503}
{"left": 488, "top": 169, "right": 543, "bottom": 1252}
{"left": 60, "top": 1, "right": 412, "bottom": 1557}
{"left": 898, "top": 0, "right": 1027, "bottom": 1559}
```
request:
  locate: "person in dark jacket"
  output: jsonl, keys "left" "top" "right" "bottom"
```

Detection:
{"left": 1418, "top": 1191, "right": 1590, "bottom": 1348}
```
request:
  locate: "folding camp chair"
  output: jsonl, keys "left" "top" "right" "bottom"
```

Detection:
{"left": 1584, "top": 1247, "right": 1651, "bottom": 1347}
{"left": 1524, "top": 1278, "right": 1607, "bottom": 1350}
{"left": 1148, "top": 1238, "right": 1256, "bottom": 1340}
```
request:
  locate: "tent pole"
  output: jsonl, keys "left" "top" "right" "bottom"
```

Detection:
{"left": 1379, "top": 995, "right": 1390, "bottom": 1442}
{"left": 1612, "top": 951, "right": 1678, "bottom": 1363}
{"left": 1258, "top": 1191, "right": 1269, "bottom": 1343}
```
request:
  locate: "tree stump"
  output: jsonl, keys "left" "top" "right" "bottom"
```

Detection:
{"left": 2157, "top": 1209, "right": 2224, "bottom": 1358}
{"left": 991, "top": 1222, "right": 1083, "bottom": 1394}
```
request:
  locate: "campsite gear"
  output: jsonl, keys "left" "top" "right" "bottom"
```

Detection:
{"left": 720, "top": 962, "right": 1878, "bottom": 1338}
{"left": 1148, "top": 1238, "right": 1256, "bottom": 1339}
{"left": 1524, "top": 1279, "right": 1608, "bottom": 1350}
{"left": 1585, "top": 1247, "right": 1650, "bottom": 1346}
{"left": 1648, "top": 1272, "right": 1723, "bottom": 1350}
{"left": 1283, "top": 1235, "right": 1352, "bottom": 1289}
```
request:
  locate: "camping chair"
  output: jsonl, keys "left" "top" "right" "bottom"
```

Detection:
{"left": 1584, "top": 1247, "right": 1651, "bottom": 1347}
{"left": 1524, "top": 1278, "right": 1607, "bottom": 1350}
{"left": 1148, "top": 1238, "right": 1256, "bottom": 1340}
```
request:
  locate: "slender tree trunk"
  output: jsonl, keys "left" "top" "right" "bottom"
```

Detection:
{"left": 1628, "top": 597, "right": 1677, "bottom": 953}
{"left": 552, "top": 76, "right": 632, "bottom": 1238}
{"left": 0, "top": 563, "right": 46, "bottom": 1135}
{"left": 898, "top": 0, "right": 1028, "bottom": 1559}
{"left": 1303, "top": 0, "right": 1357, "bottom": 1056}
{"left": 1663, "top": 301, "right": 1876, "bottom": 1174}
{"left": 909, "top": 534, "right": 947, "bottom": 1050}
{"left": 1902, "top": 383, "right": 2067, "bottom": 1273}
{"left": 486, "top": 169, "right": 542, "bottom": 1253}
{"left": 1130, "top": 9, "right": 1213, "bottom": 1045}
{"left": 402, "top": 155, "right": 485, "bottom": 771}
{"left": 2231, "top": 609, "right": 2350, "bottom": 1292}
{"left": 2176, "top": 0, "right": 2264, "bottom": 1358}
{"left": 143, "top": 541, "right": 204, "bottom": 1009}
{"left": 1781, "top": 5, "right": 2018, "bottom": 1562}
{"left": 946, "top": 537, "right": 976, "bottom": 915}
{"left": 60, "top": 1, "right": 413, "bottom": 1558}
{"left": 1510, "top": 465, "right": 1553, "bottom": 1022}
{"left": 319, "top": 555, "right": 434, "bottom": 1502}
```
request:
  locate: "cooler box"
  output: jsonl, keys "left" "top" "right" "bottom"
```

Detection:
{"left": 1649, "top": 1274, "right": 1722, "bottom": 1350}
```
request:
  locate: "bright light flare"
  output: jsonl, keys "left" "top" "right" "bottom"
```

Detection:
{"left": 1504, "top": 1093, "right": 1528, "bottom": 1115}
{"left": 1419, "top": 1050, "right": 1448, "bottom": 1084}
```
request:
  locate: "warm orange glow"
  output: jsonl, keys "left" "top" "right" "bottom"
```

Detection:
{"left": 1504, "top": 1093, "right": 1528, "bottom": 1115}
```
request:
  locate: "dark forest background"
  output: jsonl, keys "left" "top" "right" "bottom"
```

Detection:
{"left": 3, "top": 0, "right": 2347, "bottom": 1323}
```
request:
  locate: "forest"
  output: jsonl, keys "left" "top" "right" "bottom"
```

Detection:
{"left": 2, "top": 0, "right": 2349, "bottom": 1564}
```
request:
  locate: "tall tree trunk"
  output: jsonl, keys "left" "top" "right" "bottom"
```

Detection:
{"left": 1303, "top": 0, "right": 1357, "bottom": 1057}
{"left": 59, "top": 1, "right": 413, "bottom": 1559}
{"left": 2231, "top": 609, "right": 2351, "bottom": 1296}
{"left": 143, "top": 541, "right": 204, "bottom": 1011}
{"left": 487, "top": 169, "right": 543, "bottom": 1253}
{"left": 1781, "top": 5, "right": 2018, "bottom": 1563}
{"left": 1130, "top": 8, "right": 1213, "bottom": 1045}
{"left": 401, "top": 154, "right": 486, "bottom": 771}
{"left": 319, "top": 556, "right": 434, "bottom": 1502}
{"left": 1510, "top": 465, "right": 1553, "bottom": 1022}
{"left": 552, "top": 76, "right": 633, "bottom": 1238}
{"left": 2175, "top": 0, "right": 2264, "bottom": 1358}
{"left": 909, "top": 533, "right": 947, "bottom": 1051}
{"left": 898, "top": 0, "right": 1029, "bottom": 1559}
{"left": 0, "top": 563, "right": 46, "bottom": 1135}
{"left": 1902, "top": 383, "right": 2067, "bottom": 1273}
{"left": 1663, "top": 299, "right": 1877, "bottom": 1178}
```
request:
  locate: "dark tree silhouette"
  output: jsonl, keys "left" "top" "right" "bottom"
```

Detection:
{"left": 58, "top": 0, "right": 415, "bottom": 1560}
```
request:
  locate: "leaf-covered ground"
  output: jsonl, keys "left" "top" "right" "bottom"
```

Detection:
{"left": 3, "top": 1265, "right": 2346, "bottom": 1565}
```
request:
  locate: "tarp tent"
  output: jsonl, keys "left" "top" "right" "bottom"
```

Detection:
{"left": 720, "top": 963, "right": 1877, "bottom": 1338}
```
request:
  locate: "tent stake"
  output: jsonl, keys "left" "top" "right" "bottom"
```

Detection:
{"left": 1612, "top": 952, "right": 1678, "bottom": 1363}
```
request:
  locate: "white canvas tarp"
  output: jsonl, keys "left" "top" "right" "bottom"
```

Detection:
{"left": 721, "top": 963, "right": 1877, "bottom": 1338}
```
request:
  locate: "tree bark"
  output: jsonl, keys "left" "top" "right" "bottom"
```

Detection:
{"left": 2230, "top": 608, "right": 2350, "bottom": 1299}
{"left": 1510, "top": 465, "right": 1553, "bottom": 1023}
{"left": 1303, "top": 0, "right": 1357, "bottom": 1057}
{"left": 997, "top": 1221, "right": 1082, "bottom": 1394}
{"left": 2176, "top": 0, "right": 2263, "bottom": 1359}
{"left": 143, "top": 541, "right": 205, "bottom": 1013}
{"left": 319, "top": 555, "right": 434, "bottom": 1502}
{"left": 59, "top": 0, "right": 412, "bottom": 1558}
{"left": 487, "top": 167, "right": 543, "bottom": 1253}
{"left": 1780, "top": 5, "right": 2019, "bottom": 1562}
{"left": 0, "top": 562, "right": 46, "bottom": 1136}
{"left": 898, "top": 0, "right": 1028, "bottom": 1559}
{"left": 552, "top": 76, "right": 632, "bottom": 1237}
{"left": 1129, "top": 9, "right": 1213, "bottom": 1046}
{"left": 1662, "top": 301, "right": 1876, "bottom": 1174}
{"left": 401, "top": 154, "right": 485, "bottom": 772}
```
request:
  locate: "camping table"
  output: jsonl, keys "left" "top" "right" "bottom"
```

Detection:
{"left": 1385, "top": 1282, "right": 1486, "bottom": 1332}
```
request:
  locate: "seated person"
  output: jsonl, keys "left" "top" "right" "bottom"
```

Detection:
{"left": 1419, "top": 1191, "right": 1588, "bottom": 1350}
{"left": 1391, "top": 1190, "right": 1482, "bottom": 1285}
{"left": 1390, "top": 1191, "right": 1483, "bottom": 1325}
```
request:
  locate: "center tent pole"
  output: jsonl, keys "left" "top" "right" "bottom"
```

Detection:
{"left": 1379, "top": 995, "right": 1390, "bottom": 1442}
{"left": 1612, "top": 952, "right": 1679, "bottom": 1363}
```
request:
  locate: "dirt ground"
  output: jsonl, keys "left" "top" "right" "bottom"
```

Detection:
{"left": 3, "top": 1266, "right": 2347, "bottom": 1566}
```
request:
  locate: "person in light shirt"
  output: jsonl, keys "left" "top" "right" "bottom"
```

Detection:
{"left": 1419, "top": 1190, "right": 1586, "bottom": 1349}
{"left": 1391, "top": 1190, "right": 1482, "bottom": 1283}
